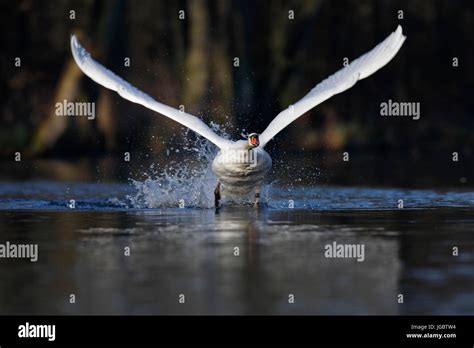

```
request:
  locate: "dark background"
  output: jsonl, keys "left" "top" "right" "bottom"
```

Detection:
{"left": 1, "top": 0, "right": 473, "bottom": 186}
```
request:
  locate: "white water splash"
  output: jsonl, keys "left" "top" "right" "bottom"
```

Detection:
{"left": 126, "top": 125, "right": 226, "bottom": 209}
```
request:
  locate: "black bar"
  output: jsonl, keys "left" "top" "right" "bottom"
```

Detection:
{"left": 0, "top": 316, "right": 473, "bottom": 345}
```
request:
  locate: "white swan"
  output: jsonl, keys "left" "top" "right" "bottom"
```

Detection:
{"left": 70, "top": 26, "right": 406, "bottom": 207}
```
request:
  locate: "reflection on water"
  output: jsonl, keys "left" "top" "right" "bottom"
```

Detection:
{"left": 0, "top": 182, "right": 473, "bottom": 315}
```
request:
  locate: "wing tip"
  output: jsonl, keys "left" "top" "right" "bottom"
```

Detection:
{"left": 70, "top": 34, "right": 79, "bottom": 51}
{"left": 70, "top": 34, "right": 88, "bottom": 64}
{"left": 395, "top": 25, "right": 407, "bottom": 51}
{"left": 395, "top": 24, "right": 407, "bottom": 40}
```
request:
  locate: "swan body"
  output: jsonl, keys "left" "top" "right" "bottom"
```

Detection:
{"left": 212, "top": 143, "right": 272, "bottom": 196}
{"left": 70, "top": 26, "right": 406, "bottom": 206}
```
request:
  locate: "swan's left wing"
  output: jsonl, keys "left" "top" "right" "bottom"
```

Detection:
{"left": 259, "top": 25, "right": 406, "bottom": 147}
{"left": 70, "top": 35, "right": 232, "bottom": 149}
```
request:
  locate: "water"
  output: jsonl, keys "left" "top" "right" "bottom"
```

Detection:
{"left": 0, "top": 181, "right": 473, "bottom": 315}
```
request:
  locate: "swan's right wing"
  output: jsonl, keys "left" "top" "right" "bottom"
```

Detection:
{"left": 259, "top": 25, "right": 406, "bottom": 147}
{"left": 71, "top": 35, "right": 232, "bottom": 149}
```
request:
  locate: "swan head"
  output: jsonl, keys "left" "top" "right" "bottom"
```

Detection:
{"left": 247, "top": 133, "right": 260, "bottom": 148}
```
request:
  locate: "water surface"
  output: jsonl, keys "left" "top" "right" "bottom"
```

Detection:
{"left": 0, "top": 182, "right": 473, "bottom": 315}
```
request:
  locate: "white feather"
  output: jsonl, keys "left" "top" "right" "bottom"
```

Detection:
{"left": 70, "top": 35, "right": 232, "bottom": 149}
{"left": 259, "top": 25, "right": 406, "bottom": 147}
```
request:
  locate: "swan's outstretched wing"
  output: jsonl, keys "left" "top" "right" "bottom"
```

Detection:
{"left": 70, "top": 35, "right": 232, "bottom": 149}
{"left": 259, "top": 25, "right": 406, "bottom": 147}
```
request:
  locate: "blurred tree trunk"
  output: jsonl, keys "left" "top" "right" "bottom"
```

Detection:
{"left": 183, "top": 0, "right": 210, "bottom": 114}
{"left": 29, "top": 0, "right": 126, "bottom": 155}
{"left": 208, "top": 0, "right": 234, "bottom": 127}
{"left": 95, "top": 0, "right": 127, "bottom": 151}
{"left": 231, "top": 0, "right": 254, "bottom": 133}
{"left": 29, "top": 58, "right": 83, "bottom": 155}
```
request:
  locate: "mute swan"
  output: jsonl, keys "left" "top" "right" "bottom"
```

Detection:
{"left": 70, "top": 26, "right": 406, "bottom": 207}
